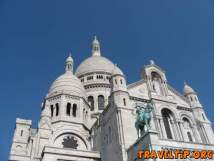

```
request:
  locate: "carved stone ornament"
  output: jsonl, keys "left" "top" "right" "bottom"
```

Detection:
{"left": 62, "top": 135, "right": 78, "bottom": 149}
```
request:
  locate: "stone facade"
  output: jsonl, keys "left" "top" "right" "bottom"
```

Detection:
{"left": 9, "top": 37, "right": 214, "bottom": 161}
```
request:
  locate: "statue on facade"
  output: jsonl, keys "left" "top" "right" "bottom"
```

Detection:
{"left": 135, "top": 102, "right": 154, "bottom": 138}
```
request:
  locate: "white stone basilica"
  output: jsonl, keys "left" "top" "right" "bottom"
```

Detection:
{"left": 9, "top": 37, "right": 214, "bottom": 161}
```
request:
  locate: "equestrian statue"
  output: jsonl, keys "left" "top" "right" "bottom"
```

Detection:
{"left": 135, "top": 102, "right": 154, "bottom": 138}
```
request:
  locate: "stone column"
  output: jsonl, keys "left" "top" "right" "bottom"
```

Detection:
{"left": 201, "top": 125, "right": 209, "bottom": 143}
{"left": 179, "top": 122, "right": 186, "bottom": 141}
{"left": 177, "top": 121, "right": 184, "bottom": 141}
{"left": 170, "top": 119, "right": 178, "bottom": 140}
{"left": 159, "top": 118, "right": 166, "bottom": 139}
{"left": 60, "top": 95, "right": 66, "bottom": 120}
{"left": 191, "top": 125, "right": 198, "bottom": 142}
{"left": 156, "top": 117, "right": 163, "bottom": 138}
{"left": 95, "top": 95, "right": 99, "bottom": 112}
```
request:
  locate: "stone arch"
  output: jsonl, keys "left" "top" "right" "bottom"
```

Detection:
{"left": 50, "top": 129, "right": 90, "bottom": 150}
{"left": 161, "top": 108, "right": 176, "bottom": 139}
{"left": 148, "top": 68, "right": 165, "bottom": 80}
{"left": 180, "top": 113, "right": 195, "bottom": 126}
{"left": 151, "top": 71, "right": 164, "bottom": 95}
{"left": 157, "top": 105, "right": 179, "bottom": 119}
{"left": 180, "top": 115, "right": 195, "bottom": 142}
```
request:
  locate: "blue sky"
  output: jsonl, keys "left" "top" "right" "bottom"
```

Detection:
{"left": 1, "top": 0, "right": 214, "bottom": 160}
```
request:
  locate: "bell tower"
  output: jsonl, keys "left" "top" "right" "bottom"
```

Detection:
{"left": 100, "top": 65, "right": 137, "bottom": 161}
{"left": 184, "top": 82, "right": 214, "bottom": 144}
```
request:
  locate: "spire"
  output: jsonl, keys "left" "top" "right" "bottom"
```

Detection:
{"left": 65, "top": 53, "right": 73, "bottom": 73}
{"left": 92, "top": 36, "right": 101, "bottom": 56}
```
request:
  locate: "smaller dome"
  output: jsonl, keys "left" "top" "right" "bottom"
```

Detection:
{"left": 48, "top": 55, "right": 86, "bottom": 98}
{"left": 183, "top": 82, "right": 196, "bottom": 95}
{"left": 48, "top": 72, "right": 86, "bottom": 98}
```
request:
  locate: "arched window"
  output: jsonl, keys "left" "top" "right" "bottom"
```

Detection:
{"left": 72, "top": 104, "right": 77, "bottom": 117}
{"left": 98, "top": 95, "right": 105, "bottom": 110}
{"left": 66, "top": 103, "right": 71, "bottom": 116}
{"left": 190, "top": 96, "right": 193, "bottom": 101}
{"left": 182, "top": 117, "right": 194, "bottom": 142}
{"left": 50, "top": 105, "right": 54, "bottom": 117}
{"left": 151, "top": 72, "right": 163, "bottom": 95}
{"left": 187, "top": 132, "right": 193, "bottom": 142}
{"left": 88, "top": 96, "right": 94, "bottom": 111}
{"left": 123, "top": 98, "right": 126, "bottom": 106}
{"left": 120, "top": 79, "right": 123, "bottom": 84}
{"left": 56, "top": 103, "right": 59, "bottom": 116}
{"left": 183, "top": 117, "right": 192, "bottom": 130}
{"left": 161, "top": 109, "right": 173, "bottom": 139}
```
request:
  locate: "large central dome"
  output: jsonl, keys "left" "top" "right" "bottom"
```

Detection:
{"left": 75, "top": 37, "right": 123, "bottom": 77}
{"left": 76, "top": 56, "right": 121, "bottom": 77}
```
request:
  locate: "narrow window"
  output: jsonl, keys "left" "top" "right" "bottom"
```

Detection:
{"left": 187, "top": 132, "right": 193, "bottom": 142}
{"left": 120, "top": 79, "right": 123, "bottom": 84}
{"left": 56, "top": 103, "right": 59, "bottom": 116}
{"left": 50, "top": 105, "right": 54, "bottom": 117}
{"left": 88, "top": 96, "right": 94, "bottom": 111}
{"left": 72, "top": 104, "right": 77, "bottom": 117}
{"left": 21, "top": 130, "right": 23, "bottom": 136}
{"left": 98, "top": 95, "right": 105, "bottom": 110}
{"left": 66, "top": 103, "right": 71, "bottom": 116}
{"left": 123, "top": 98, "right": 126, "bottom": 106}
{"left": 162, "top": 109, "right": 173, "bottom": 139}
{"left": 115, "top": 79, "right": 117, "bottom": 84}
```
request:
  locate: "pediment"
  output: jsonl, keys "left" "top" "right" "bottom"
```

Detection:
{"left": 167, "top": 85, "right": 189, "bottom": 107}
{"left": 128, "top": 80, "right": 149, "bottom": 99}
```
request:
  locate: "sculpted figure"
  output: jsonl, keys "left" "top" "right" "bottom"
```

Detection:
{"left": 135, "top": 103, "right": 153, "bottom": 138}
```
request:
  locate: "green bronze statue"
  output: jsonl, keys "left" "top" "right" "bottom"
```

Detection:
{"left": 135, "top": 102, "right": 154, "bottom": 138}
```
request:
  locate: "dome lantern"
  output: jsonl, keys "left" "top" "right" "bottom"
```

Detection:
{"left": 65, "top": 53, "right": 73, "bottom": 73}
{"left": 92, "top": 36, "right": 101, "bottom": 56}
